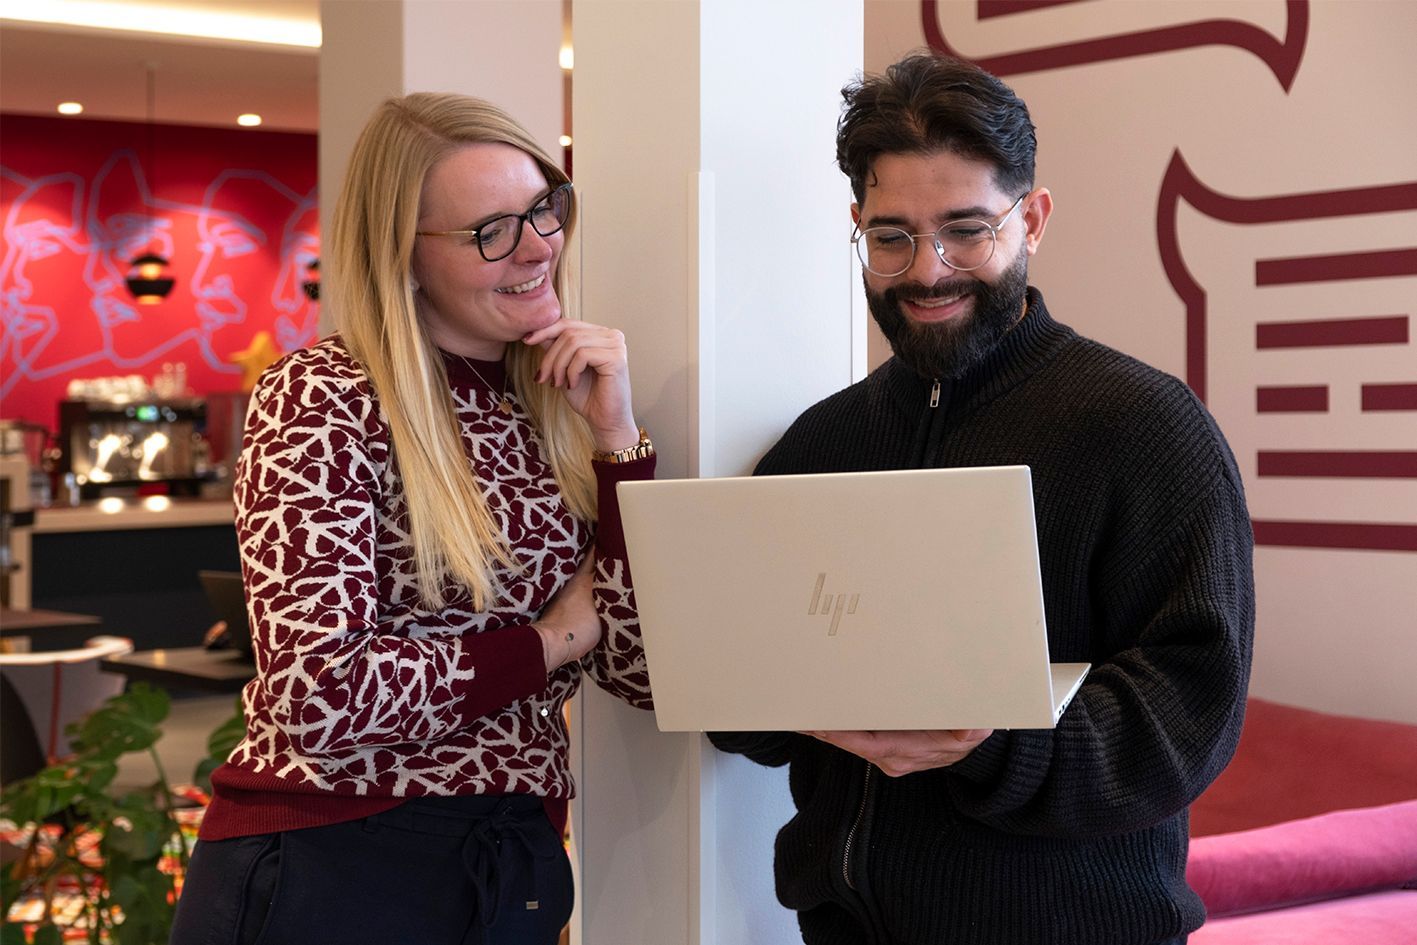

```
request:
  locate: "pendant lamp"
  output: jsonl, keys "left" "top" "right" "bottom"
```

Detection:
{"left": 301, "top": 259, "right": 320, "bottom": 301}
{"left": 125, "top": 63, "right": 175, "bottom": 304}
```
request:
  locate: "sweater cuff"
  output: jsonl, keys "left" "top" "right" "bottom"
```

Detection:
{"left": 460, "top": 624, "right": 554, "bottom": 706}
{"left": 946, "top": 729, "right": 1012, "bottom": 784}
{"left": 594, "top": 454, "right": 657, "bottom": 560}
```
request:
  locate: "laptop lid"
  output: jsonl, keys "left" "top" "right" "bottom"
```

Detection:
{"left": 198, "top": 570, "right": 254, "bottom": 658}
{"left": 617, "top": 466, "right": 1088, "bottom": 732}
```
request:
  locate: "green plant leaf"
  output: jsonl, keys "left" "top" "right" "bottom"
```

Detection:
{"left": 75, "top": 713, "right": 159, "bottom": 758}
{"left": 30, "top": 924, "right": 64, "bottom": 945}
{"left": 193, "top": 699, "right": 246, "bottom": 791}
{"left": 192, "top": 756, "right": 221, "bottom": 793}
{"left": 104, "top": 811, "right": 174, "bottom": 862}
{"left": 123, "top": 683, "right": 171, "bottom": 726}
{"left": 0, "top": 782, "right": 38, "bottom": 825}
{"left": 207, "top": 699, "right": 246, "bottom": 756}
{"left": 69, "top": 684, "right": 170, "bottom": 761}
{"left": 0, "top": 866, "right": 22, "bottom": 907}
{"left": 0, "top": 683, "right": 204, "bottom": 945}
{"left": 108, "top": 862, "right": 174, "bottom": 945}
{"left": 108, "top": 871, "right": 147, "bottom": 910}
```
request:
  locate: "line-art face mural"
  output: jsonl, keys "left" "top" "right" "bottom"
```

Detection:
{"left": 2, "top": 169, "right": 94, "bottom": 390}
{"left": 272, "top": 201, "right": 320, "bottom": 352}
{"left": 0, "top": 115, "right": 319, "bottom": 428}
{"left": 191, "top": 168, "right": 319, "bottom": 348}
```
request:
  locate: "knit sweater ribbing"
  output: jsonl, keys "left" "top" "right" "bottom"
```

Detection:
{"left": 710, "top": 288, "right": 1254, "bottom": 944}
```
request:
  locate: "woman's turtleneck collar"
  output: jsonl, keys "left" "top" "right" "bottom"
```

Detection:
{"left": 439, "top": 348, "right": 508, "bottom": 394}
{"left": 883, "top": 286, "right": 1075, "bottom": 414}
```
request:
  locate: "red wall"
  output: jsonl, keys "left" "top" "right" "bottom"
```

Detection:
{"left": 1, "top": 114, "right": 319, "bottom": 430}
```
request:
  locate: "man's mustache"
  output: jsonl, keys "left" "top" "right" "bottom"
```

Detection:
{"left": 888, "top": 279, "right": 979, "bottom": 303}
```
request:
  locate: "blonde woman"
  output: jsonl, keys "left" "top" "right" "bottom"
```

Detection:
{"left": 171, "top": 93, "right": 654, "bottom": 945}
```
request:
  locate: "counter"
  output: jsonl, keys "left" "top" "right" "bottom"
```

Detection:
{"left": 35, "top": 495, "right": 235, "bottom": 533}
{"left": 28, "top": 496, "right": 241, "bottom": 653}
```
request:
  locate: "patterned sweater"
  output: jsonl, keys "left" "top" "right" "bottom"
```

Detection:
{"left": 200, "top": 337, "right": 653, "bottom": 841}
{"left": 710, "top": 289, "right": 1255, "bottom": 944}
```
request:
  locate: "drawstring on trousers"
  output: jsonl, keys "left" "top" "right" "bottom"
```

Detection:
{"left": 459, "top": 801, "right": 560, "bottom": 943}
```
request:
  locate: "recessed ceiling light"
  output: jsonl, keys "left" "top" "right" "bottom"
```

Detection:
{"left": 237, "top": 114, "right": 263, "bottom": 128}
{"left": 57, "top": 101, "right": 84, "bottom": 115}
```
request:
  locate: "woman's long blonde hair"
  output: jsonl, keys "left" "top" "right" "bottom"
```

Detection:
{"left": 330, "top": 92, "right": 596, "bottom": 610}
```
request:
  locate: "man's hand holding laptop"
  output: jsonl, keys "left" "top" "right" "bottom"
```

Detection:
{"left": 803, "top": 728, "right": 994, "bottom": 777}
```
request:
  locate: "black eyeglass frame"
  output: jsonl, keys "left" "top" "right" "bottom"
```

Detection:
{"left": 417, "top": 181, "right": 574, "bottom": 262}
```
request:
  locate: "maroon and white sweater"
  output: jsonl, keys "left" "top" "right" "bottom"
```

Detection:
{"left": 200, "top": 337, "right": 653, "bottom": 841}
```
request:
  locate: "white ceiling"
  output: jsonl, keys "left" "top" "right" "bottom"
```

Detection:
{"left": 0, "top": 0, "right": 320, "bottom": 132}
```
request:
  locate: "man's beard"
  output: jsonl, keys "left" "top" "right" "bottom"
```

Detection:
{"left": 866, "top": 249, "right": 1029, "bottom": 380}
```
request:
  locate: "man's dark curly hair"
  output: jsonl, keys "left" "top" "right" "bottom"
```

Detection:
{"left": 836, "top": 52, "right": 1037, "bottom": 205}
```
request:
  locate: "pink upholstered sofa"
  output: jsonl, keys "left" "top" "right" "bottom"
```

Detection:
{"left": 1186, "top": 698, "right": 1417, "bottom": 943}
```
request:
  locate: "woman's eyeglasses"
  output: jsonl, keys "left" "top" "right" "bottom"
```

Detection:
{"left": 418, "top": 182, "right": 574, "bottom": 262}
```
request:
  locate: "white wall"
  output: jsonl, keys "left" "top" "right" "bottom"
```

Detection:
{"left": 573, "top": 1, "right": 863, "bottom": 941}
{"left": 317, "top": 0, "right": 565, "bottom": 337}
{"left": 402, "top": 0, "right": 563, "bottom": 162}
{"left": 318, "top": 0, "right": 402, "bottom": 340}
{"left": 866, "top": 0, "right": 1417, "bottom": 724}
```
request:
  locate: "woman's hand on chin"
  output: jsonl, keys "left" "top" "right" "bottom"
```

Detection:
{"left": 523, "top": 319, "right": 639, "bottom": 451}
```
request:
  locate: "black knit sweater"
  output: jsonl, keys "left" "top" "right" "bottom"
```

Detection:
{"left": 709, "top": 289, "right": 1255, "bottom": 945}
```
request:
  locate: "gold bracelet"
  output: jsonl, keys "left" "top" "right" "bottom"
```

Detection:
{"left": 593, "top": 427, "right": 654, "bottom": 463}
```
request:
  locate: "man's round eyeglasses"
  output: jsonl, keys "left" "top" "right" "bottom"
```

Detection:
{"left": 851, "top": 192, "right": 1029, "bottom": 277}
{"left": 417, "top": 182, "right": 574, "bottom": 263}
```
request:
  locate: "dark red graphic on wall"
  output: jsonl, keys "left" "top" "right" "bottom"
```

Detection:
{"left": 922, "top": 1, "right": 1415, "bottom": 554}
{"left": 1158, "top": 152, "right": 1417, "bottom": 554}
{"left": 1, "top": 114, "right": 319, "bottom": 429}
{"left": 922, "top": 0, "right": 1308, "bottom": 91}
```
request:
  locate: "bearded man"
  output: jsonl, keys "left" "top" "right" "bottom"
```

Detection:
{"left": 709, "top": 52, "right": 1255, "bottom": 945}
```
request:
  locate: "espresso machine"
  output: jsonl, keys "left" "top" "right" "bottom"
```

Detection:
{"left": 58, "top": 397, "right": 212, "bottom": 500}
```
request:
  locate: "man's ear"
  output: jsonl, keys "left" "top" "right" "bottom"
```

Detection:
{"left": 851, "top": 203, "right": 861, "bottom": 228}
{"left": 1023, "top": 188, "right": 1053, "bottom": 256}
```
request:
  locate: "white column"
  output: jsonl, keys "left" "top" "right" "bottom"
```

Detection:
{"left": 318, "top": 0, "right": 565, "bottom": 335}
{"left": 572, "top": 2, "right": 864, "bottom": 942}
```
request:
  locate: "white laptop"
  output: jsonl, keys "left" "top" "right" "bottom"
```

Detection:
{"left": 616, "top": 466, "right": 1088, "bottom": 732}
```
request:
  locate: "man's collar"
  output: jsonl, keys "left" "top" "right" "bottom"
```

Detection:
{"left": 880, "top": 287, "right": 1073, "bottom": 413}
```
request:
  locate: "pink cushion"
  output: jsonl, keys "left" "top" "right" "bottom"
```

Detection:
{"left": 1187, "top": 799, "right": 1417, "bottom": 917}
{"left": 1191, "top": 698, "right": 1417, "bottom": 837}
{"left": 1190, "top": 888, "right": 1417, "bottom": 945}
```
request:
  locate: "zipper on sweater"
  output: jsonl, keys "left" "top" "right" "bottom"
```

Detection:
{"left": 929, "top": 378, "right": 941, "bottom": 408}
{"left": 842, "top": 763, "right": 874, "bottom": 890}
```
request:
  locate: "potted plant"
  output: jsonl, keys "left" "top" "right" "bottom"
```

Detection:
{"left": 0, "top": 684, "right": 243, "bottom": 945}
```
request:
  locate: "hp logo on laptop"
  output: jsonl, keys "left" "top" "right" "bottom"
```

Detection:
{"left": 807, "top": 572, "right": 860, "bottom": 636}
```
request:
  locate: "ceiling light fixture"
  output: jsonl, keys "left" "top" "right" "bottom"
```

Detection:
{"left": 4, "top": 0, "right": 321, "bottom": 48}
{"left": 237, "top": 113, "right": 262, "bottom": 127}
{"left": 301, "top": 260, "right": 319, "bottom": 301}
{"left": 124, "top": 62, "right": 175, "bottom": 305}
{"left": 57, "top": 101, "right": 84, "bottom": 115}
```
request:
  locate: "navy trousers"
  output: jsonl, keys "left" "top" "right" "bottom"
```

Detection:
{"left": 170, "top": 795, "right": 572, "bottom": 945}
